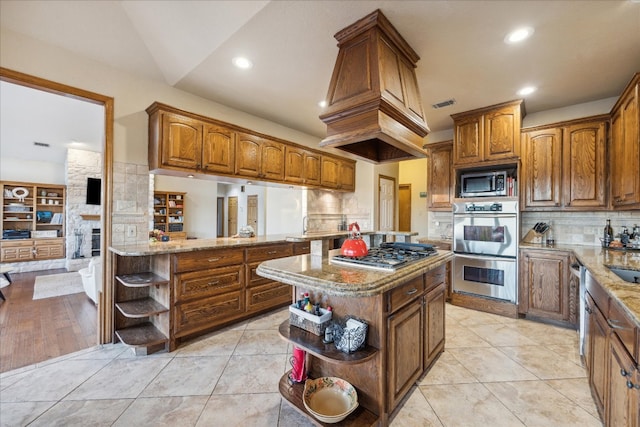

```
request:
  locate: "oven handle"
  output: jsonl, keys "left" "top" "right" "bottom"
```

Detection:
{"left": 453, "top": 213, "right": 517, "bottom": 219}
{"left": 454, "top": 253, "right": 517, "bottom": 263}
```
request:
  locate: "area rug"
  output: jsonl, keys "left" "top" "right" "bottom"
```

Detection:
{"left": 33, "top": 272, "right": 84, "bottom": 300}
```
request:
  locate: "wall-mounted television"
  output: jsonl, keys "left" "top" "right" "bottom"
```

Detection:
{"left": 86, "top": 177, "right": 101, "bottom": 205}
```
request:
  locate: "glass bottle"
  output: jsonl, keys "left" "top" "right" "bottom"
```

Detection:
{"left": 603, "top": 219, "right": 613, "bottom": 247}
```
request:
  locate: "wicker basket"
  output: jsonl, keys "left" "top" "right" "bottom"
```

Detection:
{"left": 333, "top": 317, "right": 368, "bottom": 354}
{"left": 289, "top": 304, "right": 332, "bottom": 336}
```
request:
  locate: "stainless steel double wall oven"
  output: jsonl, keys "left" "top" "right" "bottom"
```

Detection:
{"left": 452, "top": 200, "right": 519, "bottom": 303}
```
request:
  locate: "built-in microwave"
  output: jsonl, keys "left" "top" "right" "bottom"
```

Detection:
{"left": 459, "top": 171, "right": 507, "bottom": 198}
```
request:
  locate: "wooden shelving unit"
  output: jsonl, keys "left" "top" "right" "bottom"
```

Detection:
{"left": 153, "top": 191, "right": 186, "bottom": 240}
{"left": 1, "top": 180, "right": 66, "bottom": 262}
{"left": 278, "top": 320, "right": 379, "bottom": 426}
{"left": 114, "top": 271, "right": 170, "bottom": 353}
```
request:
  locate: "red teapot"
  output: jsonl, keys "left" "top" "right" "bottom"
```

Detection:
{"left": 340, "top": 222, "right": 368, "bottom": 257}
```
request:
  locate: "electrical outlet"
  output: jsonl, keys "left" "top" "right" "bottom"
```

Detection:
{"left": 127, "top": 225, "right": 136, "bottom": 238}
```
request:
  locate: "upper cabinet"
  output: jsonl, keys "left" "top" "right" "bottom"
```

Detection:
{"left": 521, "top": 118, "right": 608, "bottom": 211}
{"left": 284, "top": 146, "right": 321, "bottom": 186}
{"left": 451, "top": 100, "right": 523, "bottom": 166}
{"left": 610, "top": 73, "right": 640, "bottom": 209}
{"left": 147, "top": 102, "right": 355, "bottom": 192}
{"left": 320, "top": 155, "right": 356, "bottom": 191}
{"left": 425, "top": 141, "right": 453, "bottom": 211}
{"left": 235, "top": 133, "right": 285, "bottom": 180}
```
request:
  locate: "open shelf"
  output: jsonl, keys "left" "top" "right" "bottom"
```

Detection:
{"left": 278, "top": 321, "right": 377, "bottom": 365}
{"left": 116, "top": 298, "right": 169, "bottom": 318}
{"left": 278, "top": 372, "right": 379, "bottom": 426}
{"left": 115, "top": 272, "right": 169, "bottom": 287}
{"left": 115, "top": 323, "right": 168, "bottom": 348}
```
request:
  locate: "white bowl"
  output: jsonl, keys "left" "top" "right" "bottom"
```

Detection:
{"left": 303, "top": 377, "right": 358, "bottom": 423}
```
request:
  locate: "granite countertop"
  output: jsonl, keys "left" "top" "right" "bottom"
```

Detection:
{"left": 110, "top": 231, "right": 420, "bottom": 255}
{"left": 109, "top": 235, "right": 293, "bottom": 256}
{"left": 256, "top": 250, "right": 453, "bottom": 297}
{"left": 520, "top": 243, "right": 640, "bottom": 328}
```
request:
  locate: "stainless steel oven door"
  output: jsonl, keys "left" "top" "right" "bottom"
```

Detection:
{"left": 453, "top": 213, "right": 518, "bottom": 258}
{"left": 453, "top": 253, "right": 517, "bottom": 303}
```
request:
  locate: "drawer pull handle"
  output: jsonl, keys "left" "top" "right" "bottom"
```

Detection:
{"left": 621, "top": 368, "right": 630, "bottom": 377}
{"left": 406, "top": 288, "right": 418, "bottom": 296}
{"left": 208, "top": 258, "right": 221, "bottom": 262}
{"left": 607, "top": 319, "right": 629, "bottom": 330}
{"left": 584, "top": 306, "right": 593, "bottom": 314}
{"left": 208, "top": 280, "right": 220, "bottom": 286}
{"left": 267, "top": 251, "right": 277, "bottom": 254}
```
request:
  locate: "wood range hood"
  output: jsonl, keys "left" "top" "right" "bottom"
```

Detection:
{"left": 319, "top": 10, "right": 430, "bottom": 164}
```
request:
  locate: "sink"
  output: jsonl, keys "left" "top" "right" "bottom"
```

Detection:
{"left": 608, "top": 267, "right": 640, "bottom": 284}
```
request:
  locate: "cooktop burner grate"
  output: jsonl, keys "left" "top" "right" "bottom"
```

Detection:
{"left": 330, "top": 242, "right": 437, "bottom": 271}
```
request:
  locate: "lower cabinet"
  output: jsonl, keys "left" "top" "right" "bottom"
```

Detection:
{"left": 1, "top": 238, "right": 65, "bottom": 262}
{"left": 519, "top": 248, "right": 578, "bottom": 327}
{"left": 388, "top": 297, "right": 423, "bottom": 410}
{"left": 387, "top": 264, "right": 446, "bottom": 410}
{"left": 585, "top": 270, "right": 640, "bottom": 426}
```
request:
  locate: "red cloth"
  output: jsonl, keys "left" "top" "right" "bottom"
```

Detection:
{"left": 290, "top": 346, "right": 307, "bottom": 382}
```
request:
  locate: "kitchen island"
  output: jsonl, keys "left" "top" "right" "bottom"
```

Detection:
{"left": 257, "top": 249, "right": 453, "bottom": 426}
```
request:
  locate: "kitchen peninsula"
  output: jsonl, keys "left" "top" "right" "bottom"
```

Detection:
{"left": 257, "top": 248, "right": 453, "bottom": 425}
{"left": 108, "top": 230, "right": 418, "bottom": 356}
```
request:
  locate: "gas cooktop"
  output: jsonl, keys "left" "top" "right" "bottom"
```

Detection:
{"left": 330, "top": 242, "right": 438, "bottom": 271}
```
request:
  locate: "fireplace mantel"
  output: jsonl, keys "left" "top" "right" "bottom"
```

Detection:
{"left": 80, "top": 214, "right": 100, "bottom": 221}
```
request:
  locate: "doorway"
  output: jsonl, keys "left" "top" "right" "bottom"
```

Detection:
{"left": 0, "top": 67, "right": 114, "bottom": 368}
{"left": 399, "top": 184, "right": 411, "bottom": 231}
{"left": 247, "top": 194, "right": 258, "bottom": 234}
{"left": 216, "top": 197, "right": 224, "bottom": 237}
{"left": 228, "top": 196, "right": 238, "bottom": 236}
{"left": 378, "top": 175, "right": 395, "bottom": 231}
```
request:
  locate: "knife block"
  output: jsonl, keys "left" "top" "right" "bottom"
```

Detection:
{"left": 522, "top": 229, "right": 547, "bottom": 244}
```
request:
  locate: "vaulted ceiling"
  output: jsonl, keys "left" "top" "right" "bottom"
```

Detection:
{"left": 1, "top": 0, "right": 639, "bottom": 163}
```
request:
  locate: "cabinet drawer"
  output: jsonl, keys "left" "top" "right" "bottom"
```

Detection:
{"left": 175, "top": 248, "right": 244, "bottom": 272}
{"left": 246, "top": 261, "right": 271, "bottom": 288}
{"left": 585, "top": 270, "right": 609, "bottom": 312}
{"left": 608, "top": 299, "right": 637, "bottom": 361}
{"left": 425, "top": 265, "right": 446, "bottom": 290}
{"left": 388, "top": 275, "right": 424, "bottom": 314}
{"left": 246, "top": 243, "right": 293, "bottom": 262}
{"left": 246, "top": 281, "right": 291, "bottom": 313}
{"left": 174, "top": 290, "right": 245, "bottom": 337}
{"left": 175, "top": 265, "right": 243, "bottom": 302}
{"left": 292, "top": 242, "right": 311, "bottom": 255}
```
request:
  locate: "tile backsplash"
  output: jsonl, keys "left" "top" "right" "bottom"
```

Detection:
{"left": 521, "top": 211, "right": 640, "bottom": 246}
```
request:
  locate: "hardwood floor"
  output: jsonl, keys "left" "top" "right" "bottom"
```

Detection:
{"left": 0, "top": 269, "right": 97, "bottom": 373}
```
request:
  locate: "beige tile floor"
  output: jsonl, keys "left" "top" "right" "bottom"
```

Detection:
{"left": 0, "top": 304, "right": 602, "bottom": 426}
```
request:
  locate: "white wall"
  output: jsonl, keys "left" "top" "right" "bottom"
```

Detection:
{"left": 154, "top": 175, "right": 218, "bottom": 239}
{"left": 398, "top": 158, "right": 429, "bottom": 239}
{"left": 0, "top": 158, "right": 65, "bottom": 184}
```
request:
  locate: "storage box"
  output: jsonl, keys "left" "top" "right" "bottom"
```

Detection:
{"left": 32, "top": 230, "right": 58, "bottom": 238}
{"left": 289, "top": 304, "right": 332, "bottom": 336}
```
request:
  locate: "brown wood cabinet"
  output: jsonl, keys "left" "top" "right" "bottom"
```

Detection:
{"left": 1, "top": 181, "right": 66, "bottom": 262}
{"left": 585, "top": 269, "right": 640, "bottom": 425}
{"left": 284, "top": 146, "right": 321, "bottom": 186}
{"left": 451, "top": 100, "right": 523, "bottom": 166}
{"left": 235, "top": 133, "right": 285, "bottom": 180}
{"left": 148, "top": 102, "right": 356, "bottom": 191}
{"left": 521, "top": 118, "right": 607, "bottom": 211}
{"left": 425, "top": 141, "right": 454, "bottom": 211}
{"left": 610, "top": 73, "right": 640, "bottom": 209}
{"left": 518, "top": 248, "right": 578, "bottom": 327}
{"left": 321, "top": 155, "right": 356, "bottom": 191}
{"left": 153, "top": 191, "right": 187, "bottom": 240}
{"left": 387, "top": 264, "right": 446, "bottom": 410}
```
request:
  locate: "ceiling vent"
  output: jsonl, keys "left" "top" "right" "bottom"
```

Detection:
{"left": 319, "top": 10, "right": 430, "bottom": 164}
{"left": 432, "top": 99, "right": 456, "bottom": 109}
{"left": 33, "top": 141, "right": 50, "bottom": 147}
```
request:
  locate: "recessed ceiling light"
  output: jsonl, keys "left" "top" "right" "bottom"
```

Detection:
{"left": 318, "top": 100, "right": 327, "bottom": 108}
{"left": 517, "top": 86, "right": 537, "bottom": 96}
{"left": 232, "top": 56, "right": 253, "bottom": 69}
{"left": 504, "top": 27, "right": 534, "bottom": 44}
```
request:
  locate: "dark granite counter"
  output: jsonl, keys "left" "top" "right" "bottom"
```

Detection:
{"left": 256, "top": 250, "right": 453, "bottom": 297}
{"left": 520, "top": 243, "right": 640, "bottom": 328}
